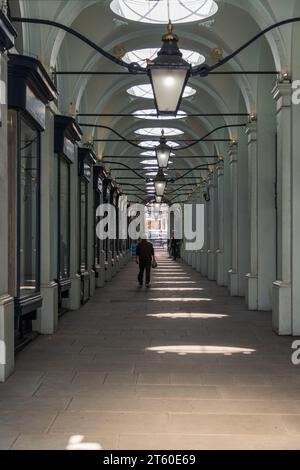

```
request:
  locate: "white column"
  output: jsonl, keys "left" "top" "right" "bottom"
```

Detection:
{"left": 216, "top": 157, "right": 225, "bottom": 286}
{"left": 228, "top": 143, "right": 239, "bottom": 295}
{"left": 245, "top": 122, "right": 258, "bottom": 310}
{"left": 200, "top": 194, "right": 208, "bottom": 277}
{"left": 291, "top": 87, "right": 300, "bottom": 335}
{"left": 69, "top": 148, "right": 81, "bottom": 310}
{"left": 208, "top": 171, "right": 217, "bottom": 281}
{"left": 223, "top": 150, "right": 232, "bottom": 287}
{"left": 272, "top": 82, "right": 292, "bottom": 334}
{"left": 33, "top": 106, "right": 58, "bottom": 334}
{"left": 0, "top": 54, "right": 14, "bottom": 381}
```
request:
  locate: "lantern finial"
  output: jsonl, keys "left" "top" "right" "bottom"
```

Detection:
{"left": 163, "top": 21, "right": 178, "bottom": 41}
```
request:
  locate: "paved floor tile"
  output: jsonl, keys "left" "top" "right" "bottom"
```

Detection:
{"left": 0, "top": 251, "right": 300, "bottom": 449}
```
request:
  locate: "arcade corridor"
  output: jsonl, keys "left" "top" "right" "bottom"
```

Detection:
{"left": 2, "top": 0, "right": 300, "bottom": 453}
{"left": 1, "top": 250, "right": 300, "bottom": 450}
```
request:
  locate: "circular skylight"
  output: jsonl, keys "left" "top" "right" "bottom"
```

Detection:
{"left": 133, "top": 109, "right": 187, "bottom": 120}
{"left": 139, "top": 140, "right": 180, "bottom": 148}
{"left": 135, "top": 127, "right": 183, "bottom": 136}
{"left": 110, "top": 0, "right": 218, "bottom": 24}
{"left": 124, "top": 48, "right": 205, "bottom": 68}
{"left": 127, "top": 84, "right": 196, "bottom": 99}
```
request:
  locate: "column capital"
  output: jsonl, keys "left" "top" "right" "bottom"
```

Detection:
{"left": 217, "top": 156, "right": 224, "bottom": 177}
{"left": 245, "top": 121, "right": 257, "bottom": 143}
{"left": 228, "top": 142, "right": 238, "bottom": 164}
{"left": 272, "top": 81, "right": 292, "bottom": 110}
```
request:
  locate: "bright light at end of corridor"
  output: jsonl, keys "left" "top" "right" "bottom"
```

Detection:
{"left": 146, "top": 345, "right": 255, "bottom": 356}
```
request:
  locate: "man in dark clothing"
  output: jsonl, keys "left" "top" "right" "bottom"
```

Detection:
{"left": 170, "top": 236, "right": 179, "bottom": 261}
{"left": 136, "top": 234, "right": 155, "bottom": 288}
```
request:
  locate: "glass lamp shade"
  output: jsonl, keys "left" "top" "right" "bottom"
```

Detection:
{"left": 156, "top": 135, "right": 171, "bottom": 168}
{"left": 149, "top": 67, "right": 190, "bottom": 116}
{"left": 154, "top": 169, "right": 167, "bottom": 197}
{"left": 154, "top": 180, "right": 166, "bottom": 196}
{"left": 147, "top": 22, "right": 191, "bottom": 116}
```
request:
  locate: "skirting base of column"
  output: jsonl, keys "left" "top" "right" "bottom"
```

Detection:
{"left": 90, "top": 270, "right": 96, "bottom": 297}
{"left": 97, "top": 251, "right": 106, "bottom": 287}
{"left": 69, "top": 275, "right": 81, "bottom": 310}
{"left": 229, "top": 269, "right": 239, "bottom": 296}
{"left": 0, "top": 294, "right": 15, "bottom": 382}
{"left": 96, "top": 268, "right": 105, "bottom": 288}
{"left": 191, "top": 251, "right": 197, "bottom": 269}
{"left": 187, "top": 251, "right": 192, "bottom": 266}
{"left": 272, "top": 280, "right": 292, "bottom": 335}
{"left": 207, "top": 250, "right": 216, "bottom": 281}
{"left": 246, "top": 273, "right": 258, "bottom": 310}
{"left": 105, "top": 252, "right": 113, "bottom": 282}
{"left": 216, "top": 250, "right": 224, "bottom": 286}
{"left": 33, "top": 282, "right": 58, "bottom": 334}
{"left": 196, "top": 252, "right": 201, "bottom": 273}
{"left": 200, "top": 251, "right": 208, "bottom": 277}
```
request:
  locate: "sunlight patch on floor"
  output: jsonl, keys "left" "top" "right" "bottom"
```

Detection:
{"left": 147, "top": 313, "right": 228, "bottom": 319}
{"left": 149, "top": 298, "right": 212, "bottom": 302}
{"left": 146, "top": 345, "right": 256, "bottom": 356}
{"left": 150, "top": 287, "right": 204, "bottom": 291}
{"left": 66, "top": 435, "right": 102, "bottom": 450}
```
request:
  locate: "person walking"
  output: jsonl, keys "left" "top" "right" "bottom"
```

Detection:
{"left": 170, "top": 236, "right": 179, "bottom": 261}
{"left": 136, "top": 234, "right": 156, "bottom": 288}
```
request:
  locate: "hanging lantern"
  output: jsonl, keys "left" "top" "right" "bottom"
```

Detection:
{"left": 154, "top": 168, "right": 167, "bottom": 196}
{"left": 147, "top": 21, "right": 191, "bottom": 116}
{"left": 156, "top": 129, "right": 171, "bottom": 169}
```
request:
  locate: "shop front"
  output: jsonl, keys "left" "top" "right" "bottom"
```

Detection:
{"left": 93, "top": 165, "right": 107, "bottom": 287}
{"left": 54, "top": 115, "right": 82, "bottom": 315}
{"left": 7, "top": 54, "right": 57, "bottom": 348}
{"left": 78, "top": 147, "right": 97, "bottom": 303}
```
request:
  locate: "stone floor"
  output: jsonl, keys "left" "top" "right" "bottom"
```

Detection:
{"left": 1, "top": 249, "right": 300, "bottom": 450}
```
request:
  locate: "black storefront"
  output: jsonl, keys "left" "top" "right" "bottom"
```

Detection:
{"left": 7, "top": 54, "right": 57, "bottom": 348}
{"left": 78, "top": 147, "right": 97, "bottom": 303}
{"left": 93, "top": 165, "right": 107, "bottom": 283}
{"left": 54, "top": 115, "right": 82, "bottom": 315}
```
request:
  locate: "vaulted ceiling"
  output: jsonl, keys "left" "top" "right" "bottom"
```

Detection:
{"left": 8, "top": 0, "right": 300, "bottom": 203}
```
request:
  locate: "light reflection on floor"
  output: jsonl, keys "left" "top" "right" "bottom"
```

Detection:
{"left": 152, "top": 281, "right": 197, "bottom": 285}
{"left": 153, "top": 281, "right": 197, "bottom": 284}
{"left": 66, "top": 435, "right": 102, "bottom": 450}
{"left": 149, "top": 298, "right": 213, "bottom": 302}
{"left": 146, "top": 345, "right": 256, "bottom": 356}
{"left": 147, "top": 313, "right": 228, "bottom": 319}
{"left": 150, "top": 287, "right": 204, "bottom": 291}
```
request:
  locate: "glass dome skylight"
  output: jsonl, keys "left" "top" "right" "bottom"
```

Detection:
{"left": 133, "top": 109, "right": 187, "bottom": 120}
{"left": 124, "top": 48, "right": 205, "bottom": 68}
{"left": 135, "top": 127, "right": 183, "bottom": 136}
{"left": 110, "top": 0, "right": 218, "bottom": 24}
{"left": 139, "top": 140, "right": 180, "bottom": 148}
{"left": 127, "top": 84, "right": 196, "bottom": 99}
